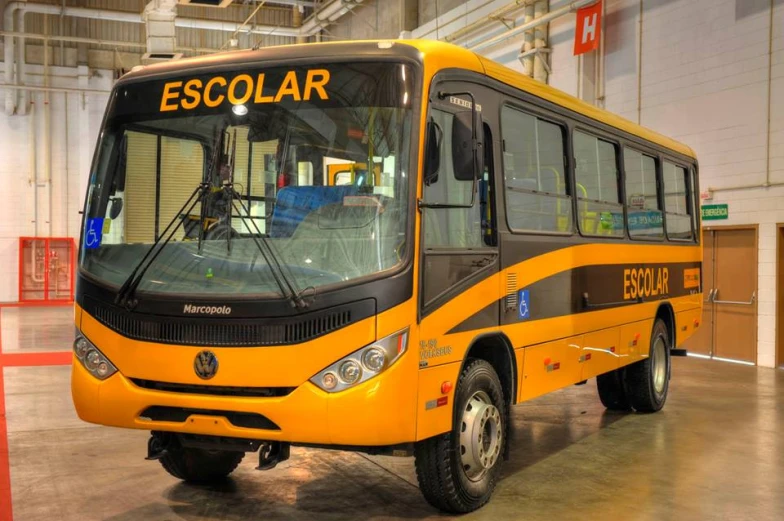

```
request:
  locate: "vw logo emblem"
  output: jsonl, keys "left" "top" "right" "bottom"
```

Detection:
{"left": 194, "top": 350, "right": 219, "bottom": 380}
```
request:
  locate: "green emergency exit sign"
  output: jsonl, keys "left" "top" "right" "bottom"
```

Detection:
{"left": 701, "top": 204, "right": 729, "bottom": 220}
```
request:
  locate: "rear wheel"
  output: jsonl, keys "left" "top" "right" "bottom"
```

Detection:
{"left": 414, "top": 359, "right": 506, "bottom": 513}
{"left": 159, "top": 439, "right": 245, "bottom": 483}
{"left": 596, "top": 368, "right": 631, "bottom": 411}
{"left": 625, "top": 319, "right": 671, "bottom": 412}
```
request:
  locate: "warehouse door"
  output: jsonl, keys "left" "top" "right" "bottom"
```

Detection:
{"left": 777, "top": 225, "right": 784, "bottom": 368}
{"left": 687, "top": 228, "right": 757, "bottom": 363}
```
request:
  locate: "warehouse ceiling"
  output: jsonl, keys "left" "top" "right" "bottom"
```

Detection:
{"left": 0, "top": 0, "right": 346, "bottom": 72}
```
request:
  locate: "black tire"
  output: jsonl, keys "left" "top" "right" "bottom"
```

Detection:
{"left": 159, "top": 440, "right": 244, "bottom": 483}
{"left": 414, "top": 359, "right": 506, "bottom": 514}
{"left": 625, "top": 319, "right": 671, "bottom": 413}
{"left": 596, "top": 368, "right": 631, "bottom": 411}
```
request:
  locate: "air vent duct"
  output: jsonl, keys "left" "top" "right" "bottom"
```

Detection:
{"left": 143, "top": 0, "right": 179, "bottom": 65}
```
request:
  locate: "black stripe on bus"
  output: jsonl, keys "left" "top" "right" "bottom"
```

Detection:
{"left": 447, "top": 261, "right": 701, "bottom": 335}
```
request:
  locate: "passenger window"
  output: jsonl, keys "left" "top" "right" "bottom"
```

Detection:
{"left": 573, "top": 131, "right": 623, "bottom": 237}
{"left": 501, "top": 106, "right": 572, "bottom": 233}
{"left": 624, "top": 149, "right": 663, "bottom": 239}
{"left": 663, "top": 161, "right": 694, "bottom": 240}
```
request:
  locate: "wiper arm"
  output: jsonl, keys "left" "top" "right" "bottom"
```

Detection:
{"left": 225, "top": 185, "right": 310, "bottom": 310}
{"left": 115, "top": 182, "right": 211, "bottom": 309}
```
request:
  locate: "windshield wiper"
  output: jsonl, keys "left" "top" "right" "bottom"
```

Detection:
{"left": 223, "top": 183, "right": 310, "bottom": 310}
{"left": 115, "top": 182, "right": 211, "bottom": 309}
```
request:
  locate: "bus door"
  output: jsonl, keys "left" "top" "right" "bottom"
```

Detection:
{"left": 417, "top": 82, "right": 500, "bottom": 387}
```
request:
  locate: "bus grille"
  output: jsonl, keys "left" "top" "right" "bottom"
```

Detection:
{"left": 83, "top": 298, "right": 365, "bottom": 347}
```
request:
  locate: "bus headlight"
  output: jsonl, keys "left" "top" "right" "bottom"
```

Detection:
{"left": 310, "top": 328, "right": 408, "bottom": 393}
{"left": 73, "top": 332, "right": 117, "bottom": 381}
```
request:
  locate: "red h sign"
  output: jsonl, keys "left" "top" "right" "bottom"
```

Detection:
{"left": 574, "top": 0, "right": 603, "bottom": 56}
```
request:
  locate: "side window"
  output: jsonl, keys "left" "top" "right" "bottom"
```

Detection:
{"left": 663, "top": 161, "right": 694, "bottom": 240}
{"left": 501, "top": 106, "right": 572, "bottom": 233}
{"left": 624, "top": 148, "right": 663, "bottom": 239}
{"left": 573, "top": 131, "right": 623, "bottom": 237}
{"left": 422, "top": 108, "right": 483, "bottom": 249}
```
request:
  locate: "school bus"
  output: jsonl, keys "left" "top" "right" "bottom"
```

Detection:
{"left": 72, "top": 39, "right": 702, "bottom": 513}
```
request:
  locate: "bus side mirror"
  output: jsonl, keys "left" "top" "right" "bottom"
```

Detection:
{"left": 424, "top": 120, "right": 442, "bottom": 186}
{"left": 451, "top": 108, "right": 483, "bottom": 182}
{"left": 109, "top": 197, "right": 124, "bottom": 219}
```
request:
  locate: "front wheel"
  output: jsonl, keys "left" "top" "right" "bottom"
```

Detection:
{"left": 159, "top": 440, "right": 245, "bottom": 483}
{"left": 414, "top": 359, "right": 506, "bottom": 513}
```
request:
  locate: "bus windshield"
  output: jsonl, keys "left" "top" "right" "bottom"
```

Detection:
{"left": 80, "top": 62, "right": 416, "bottom": 300}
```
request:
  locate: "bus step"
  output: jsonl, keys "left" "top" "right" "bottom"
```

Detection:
{"left": 256, "top": 441, "right": 291, "bottom": 471}
{"left": 671, "top": 349, "right": 688, "bottom": 357}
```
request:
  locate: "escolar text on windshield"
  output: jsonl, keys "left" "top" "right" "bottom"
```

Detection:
{"left": 160, "top": 69, "right": 331, "bottom": 112}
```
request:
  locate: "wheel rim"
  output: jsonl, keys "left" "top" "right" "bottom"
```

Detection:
{"left": 652, "top": 335, "right": 667, "bottom": 395}
{"left": 459, "top": 390, "right": 502, "bottom": 482}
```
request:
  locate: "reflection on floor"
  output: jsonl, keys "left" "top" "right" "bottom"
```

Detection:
{"left": 2, "top": 306, "right": 784, "bottom": 521}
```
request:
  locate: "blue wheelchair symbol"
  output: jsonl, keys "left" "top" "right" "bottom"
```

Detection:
{"left": 518, "top": 289, "right": 530, "bottom": 320}
{"left": 84, "top": 218, "right": 104, "bottom": 250}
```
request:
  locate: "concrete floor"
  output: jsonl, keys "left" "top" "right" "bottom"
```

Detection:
{"left": 2, "top": 306, "right": 784, "bottom": 521}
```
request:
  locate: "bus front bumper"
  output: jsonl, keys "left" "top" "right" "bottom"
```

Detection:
{"left": 71, "top": 347, "right": 418, "bottom": 448}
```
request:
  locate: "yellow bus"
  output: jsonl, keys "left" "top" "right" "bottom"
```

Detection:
{"left": 72, "top": 40, "right": 702, "bottom": 513}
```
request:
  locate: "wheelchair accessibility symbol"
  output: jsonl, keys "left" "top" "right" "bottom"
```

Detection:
{"left": 518, "top": 289, "right": 530, "bottom": 320}
{"left": 84, "top": 218, "right": 104, "bottom": 250}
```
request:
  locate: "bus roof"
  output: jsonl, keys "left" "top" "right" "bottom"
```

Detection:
{"left": 121, "top": 39, "right": 696, "bottom": 159}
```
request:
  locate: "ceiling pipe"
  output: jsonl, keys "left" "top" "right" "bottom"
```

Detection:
{"left": 0, "top": 83, "right": 111, "bottom": 94}
{"left": 0, "top": 31, "right": 224, "bottom": 55}
{"left": 412, "top": 0, "right": 496, "bottom": 40}
{"left": 445, "top": 0, "right": 534, "bottom": 44}
{"left": 4, "top": 3, "right": 16, "bottom": 114}
{"left": 16, "top": 7, "right": 27, "bottom": 115}
{"left": 257, "top": 0, "right": 316, "bottom": 6}
{"left": 532, "top": 0, "right": 548, "bottom": 83}
{"left": 300, "top": 0, "right": 366, "bottom": 35}
{"left": 470, "top": 0, "right": 596, "bottom": 52}
{"left": 173, "top": 17, "right": 298, "bottom": 37}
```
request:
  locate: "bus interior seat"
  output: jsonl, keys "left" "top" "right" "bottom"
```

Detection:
{"left": 282, "top": 198, "right": 399, "bottom": 278}
{"left": 268, "top": 185, "right": 360, "bottom": 238}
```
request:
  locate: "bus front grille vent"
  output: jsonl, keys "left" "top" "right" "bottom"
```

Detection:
{"left": 86, "top": 300, "right": 364, "bottom": 347}
{"left": 130, "top": 379, "right": 295, "bottom": 398}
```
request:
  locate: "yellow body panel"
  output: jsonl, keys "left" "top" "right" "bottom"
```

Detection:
{"left": 416, "top": 362, "right": 461, "bottom": 441}
{"left": 519, "top": 336, "right": 583, "bottom": 402}
{"left": 619, "top": 319, "right": 655, "bottom": 364}
{"left": 676, "top": 307, "right": 703, "bottom": 347}
{"left": 581, "top": 328, "right": 622, "bottom": 381}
